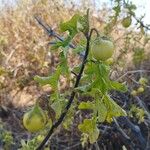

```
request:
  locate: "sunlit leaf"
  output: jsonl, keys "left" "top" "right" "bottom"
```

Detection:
{"left": 34, "top": 67, "right": 61, "bottom": 90}
{"left": 104, "top": 95, "right": 127, "bottom": 123}
{"left": 110, "top": 81, "right": 127, "bottom": 92}
{"left": 78, "top": 101, "right": 94, "bottom": 110}
{"left": 78, "top": 118, "right": 99, "bottom": 144}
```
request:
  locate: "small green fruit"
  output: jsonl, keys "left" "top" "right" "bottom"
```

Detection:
{"left": 23, "top": 102, "right": 47, "bottom": 132}
{"left": 122, "top": 16, "right": 132, "bottom": 28}
{"left": 139, "top": 77, "right": 148, "bottom": 85}
{"left": 131, "top": 90, "right": 137, "bottom": 96}
{"left": 137, "top": 87, "right": 144, "bottom": 93}
{"left": 91, "top": 37, "right": 115, "bottom": 61}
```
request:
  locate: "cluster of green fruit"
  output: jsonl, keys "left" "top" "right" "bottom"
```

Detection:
{"left": 131, "top": 77, "right": 148, "bottom": 96}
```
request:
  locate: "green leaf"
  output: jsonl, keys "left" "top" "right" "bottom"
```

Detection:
{"left": 78, "top": 118, "right": 99, "bottom": 144}
{"left": 73, "top": 45, "right": 85, "bottom": 54}
{"left": 59, "top": 50, "right": 70, "bottom": 76}
{"left": 51, "top": 36, "right": 73, "bottom": 50}
{"left": 98, "top": 63, "right": 110, "bottom": 78}
{"left": 50, "top": 14, "right": 83, "bottom": 50}
{"left": 34, "top": 67, "right": 61, "bottom": 90}
{"left": 51, "top": 12, "right": 88, "bottom": 50}
{"left": 51, "top": 98, "right": 68, "bottom": 119}
{"left": 89, "top": 63, "right": 110, "bottom": 94}
{"left": 77, "top": 11, "right": 89, "bottom": 34}
{"left": 60, "top": 14, "right": 81, "bottom": 33}
{"left": 84, "top": 62, "right": 96, "bottom": 75}
{"left": 104, "top": 95, "right": 127, "bottom": 123}
{"left": 78, "top": 101, "right": 94, "bottom": 110}
{"left": 97, "top": 100, "right": 107, "bottom": 122}
{"left": 75, "top": 84, "right": 91, "bottom": 93}
{"left": 110, "top": 81, "right": 127, "bottom": 92}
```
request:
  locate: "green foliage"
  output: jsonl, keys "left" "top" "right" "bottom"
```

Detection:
{"left": 133, "top": 47, "right": 145, "bottom": 64}
{"left": 51, "top": 11, "right": 89, "bottom": 50}
{"left": 78, "top": 118, "right": 99, "bottom": 144}
{"left": 51, "top": 98, "right": 68, "bottom": 119}
{"left": 78, "top": 101, "right": 94, "bottom": 110}
{"left": 104, "top": 0, "right": 121, "bottom": 34}
{"left": 0, "top": 122, "right": 14, "bottom": 150}
{"left": 128, "top": 105, "right": 145, "bottom": 123}
{"left": 63, "top": 104, "right": 75, "bottom": 130}
{"left": 103, "top": 95, "right": 127, "bottom": 123}
{"left": 124, "top": 1, "right": 137, "bottom": 16}
{"left": 34, "top": 10, "right": 128, "bottom": 145}
{"left": 34, "top": 66, "right": 61, "bottom": 91}
{"left": 19, "top": 134, "right": 48, "bottom": 150}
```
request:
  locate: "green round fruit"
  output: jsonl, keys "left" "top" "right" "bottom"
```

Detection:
{"left": 122, "top": 16, "right": 132, "bottom": 28}
{"left": 23, "top": 102, "right": 47, "bottom": 132}
{"left": 131, "top": 90, "right": 137, "bottom": 96}
{"left": 139, "top": 77, "right": 148, "bottom": 85}
{"left": 137, "top": 87, "right": 144, "bottom": 93}
{"left": 91, "top": 37, "right": 115, "bottom": 61}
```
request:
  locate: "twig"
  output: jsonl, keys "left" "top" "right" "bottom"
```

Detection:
{"left": 64, "top": 143, "right": 81, "bottom": 150}
{"left": 71, "top": 71, "right": 78, "bottom": 77}
{"left": 5, "top": 49, "right": 15, "bottom": 65}
{"left": 34, "top": 16, "right": 76, "bottom": 49}
{"left": 133, "top": 15, "right": 150, "bottom": 31}
{"left": 35, "top": 16, "right": 87, "bottom": 58}
{"left": 127, "top": 76, "right": 150, "bottom": 88}
{"left": 94, "top": 142, "right": 100, "bottom": 150}
{"left": 113, "top": 118, "right": 130, "bottom": 140}
{"left": 116, "top": 70, "right": 150, "bottom": 81}
{"left": 119, "top": 117, "right": 146, "bottom": 148}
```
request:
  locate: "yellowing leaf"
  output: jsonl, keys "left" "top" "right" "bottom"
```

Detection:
{"left": 78, "top": 101, "right": 94, "bottom": 110}
{"left": 104, "top": 95, "right": 127, "bottom": 123}
{"left": 78, "top": 118, "right": 99, "bottom": 144}
{"left": 97, "top": 100, "right": 107, "bottom": 122}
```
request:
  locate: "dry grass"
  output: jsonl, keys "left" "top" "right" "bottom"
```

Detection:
{"left": 0, "top": 0, "right": 149, "bottom": 108}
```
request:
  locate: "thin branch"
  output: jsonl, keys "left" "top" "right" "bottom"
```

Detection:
{"left": 116, "top": 70, "right": 150, "bottom": 81}
{"left": 127, "top": 76, "right": 150, "bottom": 89}
{"left": 113, "top": 118, "right": 130, "bottom": 140}
{"left": 91, "top": 28, "right": 99, "bottom": 37}
{"left": 34, "top": 16, "right": 76, "bottom": 49}
{"left": 133, "top": 15, "right": 150, "bottom": 31}
{"left": 71, "top": 71, "right": 78, "bottom": 77}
